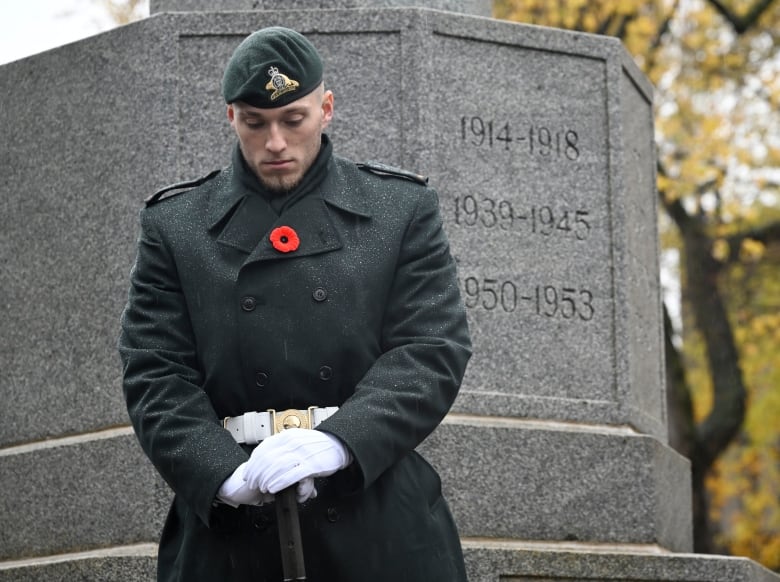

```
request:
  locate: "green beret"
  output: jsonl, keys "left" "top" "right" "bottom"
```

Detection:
{"left": 222, "top": 27, "right": 323, "bottom": 109}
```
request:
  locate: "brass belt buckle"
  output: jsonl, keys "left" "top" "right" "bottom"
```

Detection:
{"left": 268, "top": 407, "right": 316, "bottom": 434}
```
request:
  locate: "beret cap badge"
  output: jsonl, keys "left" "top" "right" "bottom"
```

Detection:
{"left": 265, "top": 66, "right": 300, "bottom": 101}
{"left": 222, "top": 27, "right": 323, "bottom": 109}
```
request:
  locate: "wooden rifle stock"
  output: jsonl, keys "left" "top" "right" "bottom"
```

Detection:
{"left": 275, "top": 486, "right": 306, "bottom": 581}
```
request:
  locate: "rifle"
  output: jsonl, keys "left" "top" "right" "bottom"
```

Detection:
{"left": 276, "top": 485, "right": 306, "bottom": 580}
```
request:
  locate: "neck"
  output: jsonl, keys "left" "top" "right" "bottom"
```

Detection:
{"left": 232, "top": 135, "right": 333, "bottom": 213}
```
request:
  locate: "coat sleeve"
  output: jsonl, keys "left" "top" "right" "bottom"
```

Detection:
{"left": 317, "top": 185, "right": 472, "bottom": 489}
{"left": 118, "top": 208, "right": 247, "bottom": 526}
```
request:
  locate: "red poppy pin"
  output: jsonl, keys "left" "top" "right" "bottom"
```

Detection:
{"left": 269, "top": 225, "right": 300, "bottom": 253}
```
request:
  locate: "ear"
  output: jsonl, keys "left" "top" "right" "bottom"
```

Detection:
{"left": 227, "top": 104, "right": 236, "bottom": 127}
{"left": 321, "top": 90, "right": 334, "bottom": 130}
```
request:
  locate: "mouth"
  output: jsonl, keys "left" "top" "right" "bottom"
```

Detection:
{"left": 263, "top": 159, "right": 294, "bottom": 171}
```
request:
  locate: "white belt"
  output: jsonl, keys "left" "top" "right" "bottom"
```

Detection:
{"left": 222, "top": 406, "right": 339, "bottom": 445}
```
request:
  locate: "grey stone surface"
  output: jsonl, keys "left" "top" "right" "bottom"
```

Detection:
{"left": 419, "top": 421, "right": 692, "bottom": 551}
{"left": 463, "top": 547, "right": 780, "bottom": 582}
{"left": 150, "top": 0, "right": 492, "bottom": 16}
{"left": 0, "top": 555, "right": 156, "bottom": 582}
{"left": 0, "top": 434, "right": 169, "bottom": 560}
{"left": 3, "top": 548, "right": 779, "bottom": 582}
{"left": 616, "top": 61, "right": 665, "bottom": 432}
{"left": 0, "top": 17, "right": 180, "bottom": 447}
{"left": 423, "top": 15, "right": 665, "bottom": 439}
{"left": 2, "top": 548, "right": 779, "bottom": 582}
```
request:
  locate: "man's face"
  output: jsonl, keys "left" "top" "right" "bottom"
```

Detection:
{"left": 227, "top": 86, "right": 334, "bottom": 193}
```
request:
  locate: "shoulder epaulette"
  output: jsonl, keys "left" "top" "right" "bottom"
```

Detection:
{"left": 356, "top": 161, "right": 428, "bottom": 186}
{"left": 144, "top": 169, "right": 222, "bottom": 206}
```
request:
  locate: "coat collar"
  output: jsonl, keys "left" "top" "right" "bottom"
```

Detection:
{"left": 243, "top": 194, "right": 342, "bottom": 264}
{"left": 206, "top": 152, "right": 371, "bottom": 263}
{"left": 319, "top": 158, "right": 372, "bottom": 219}
{"left": 206, "top": 164, "right": 246, "bottom": 232}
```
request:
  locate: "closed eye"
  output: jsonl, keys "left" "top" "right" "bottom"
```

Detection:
{"left": 243, "top": 118, "right": 265, "bottom": 129}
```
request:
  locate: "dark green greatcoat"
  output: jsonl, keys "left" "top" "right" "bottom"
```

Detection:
{"left": 119, "top": 143, "right": 472, "bottom": 582}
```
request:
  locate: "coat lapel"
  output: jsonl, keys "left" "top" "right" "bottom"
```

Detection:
{"left": 207, "top": 163, "right": 277, "bottom": 254}
{"left": 241, "top": 158, "right": 375, "bottom": 265}
{"left": 207, "top": 156, "right": 373, "bottom": 266}
{"left": 321, "top": 157, "right": 372, "bottom": 219}
{"left": 213, "top": 194, "right": 277, "bottom": 254}
{"left": 243, "top": 194, "right": 343, "bottom": 265}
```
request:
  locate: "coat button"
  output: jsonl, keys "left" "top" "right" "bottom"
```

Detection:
{"left": 253, "top": 513, "right": 272, "bottom": 531}
{"left": 240, "top": 296, "right": 256, "bottom": 312}
{"left": 326, "top": 507, "right": 339, "bottom": 523}
{"left": 255, "top": 371, "right": 270, "bottom": 387}
{"left": 318, "top": 366, "right": 333, "bottom": 381}
{"left": 312, "top": 287, "right": 328, "bottom": 302}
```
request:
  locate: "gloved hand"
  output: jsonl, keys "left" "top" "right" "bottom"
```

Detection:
{"left": 216, "top": 462, "right": 275, "bottom": 508}
{"left": 243, "top": 429, "right": 352, "bottom": 495}
{"left": 296, "top": 477, "right": 317, "bottom": 503}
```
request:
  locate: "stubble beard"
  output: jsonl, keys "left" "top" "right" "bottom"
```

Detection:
{"left": 241, "top": 143, "right": 300, "bottom": 195}
{"left": 258, "top": 172, "right": 300, "bottom": 195}
{"left": 250, "top": 156, "right": 303, "bottom": 194}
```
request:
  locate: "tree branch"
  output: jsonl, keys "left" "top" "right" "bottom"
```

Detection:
{"left": 706, "top": 0, "right": 778, "bottom": 33}
{"left": 664, "top": 304, "right": 695, "bottom": 458}
{"left": 658, "top": 173, "right": 696, "bottom": 233}
{"left": 649, "top": 0, "right": 680, "bottom": 54}
{"left": 725, "top": 219, "right": 780, "bottom": 263}
{"left": 658, "top": 163, "right": 746, "bottom": 469}
{"left": 680, "top": 218, "right": 746, "bottom": 468}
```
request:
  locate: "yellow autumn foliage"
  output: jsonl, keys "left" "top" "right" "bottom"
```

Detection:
{"left": 707, "top": 225, "right": 780, "bottom": 570}
{"left": 740, "top": 238, "right": 766, "bottom": 262}
{"left": 712, "top": 238, "right": 731, "bottom": 261}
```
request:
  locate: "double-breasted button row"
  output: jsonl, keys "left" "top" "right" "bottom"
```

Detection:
{"left": 242, "top": 289, "right": 327, "bottom": 310}
{"left": 312, "top": 287, "right": 328, "bottom": 302}
{"left": 252, "top": 368, "right": 330, "bottom": 388}
{"left": 252, "top": 512, "right": 273, "bottom": 531}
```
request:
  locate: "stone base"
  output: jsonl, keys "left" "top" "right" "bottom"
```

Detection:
{"left": 462, "top": 544, "right": 780, "bottom": 582}
{"left": 420, "top": 417, "right": 693, "bottom": 551}
{"left": 0, "top": 547, "right": 156, "bottom": 582}
{"left": 0, "top": 431, "right": 168, "bottom": 561}
{"left": 0, "top": 420, "right": 692, "bottom": 560}
{"left": 2, "top": 545, "right": 777, "bottom": 582}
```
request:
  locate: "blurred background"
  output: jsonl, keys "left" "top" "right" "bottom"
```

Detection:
{"left": 1, "top": 0, "right": 777, "bottom": 571}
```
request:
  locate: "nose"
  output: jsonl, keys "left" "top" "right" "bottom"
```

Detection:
{"left": 265, "top": 123, "right": 286, "bottom": 153}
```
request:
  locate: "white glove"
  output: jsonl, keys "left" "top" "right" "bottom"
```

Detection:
{"left": 243, "top": 429, "right": 352, "bottom": 494}
{"left": 216, "top": 462, "right": 274, "bottom": 508}
{"left": 296, "top": 477, "right": 317, "bottom": 503}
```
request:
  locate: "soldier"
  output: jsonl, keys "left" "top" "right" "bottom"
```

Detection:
{"left": 119, "top": 26, "right": 471, "bottom": 582}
